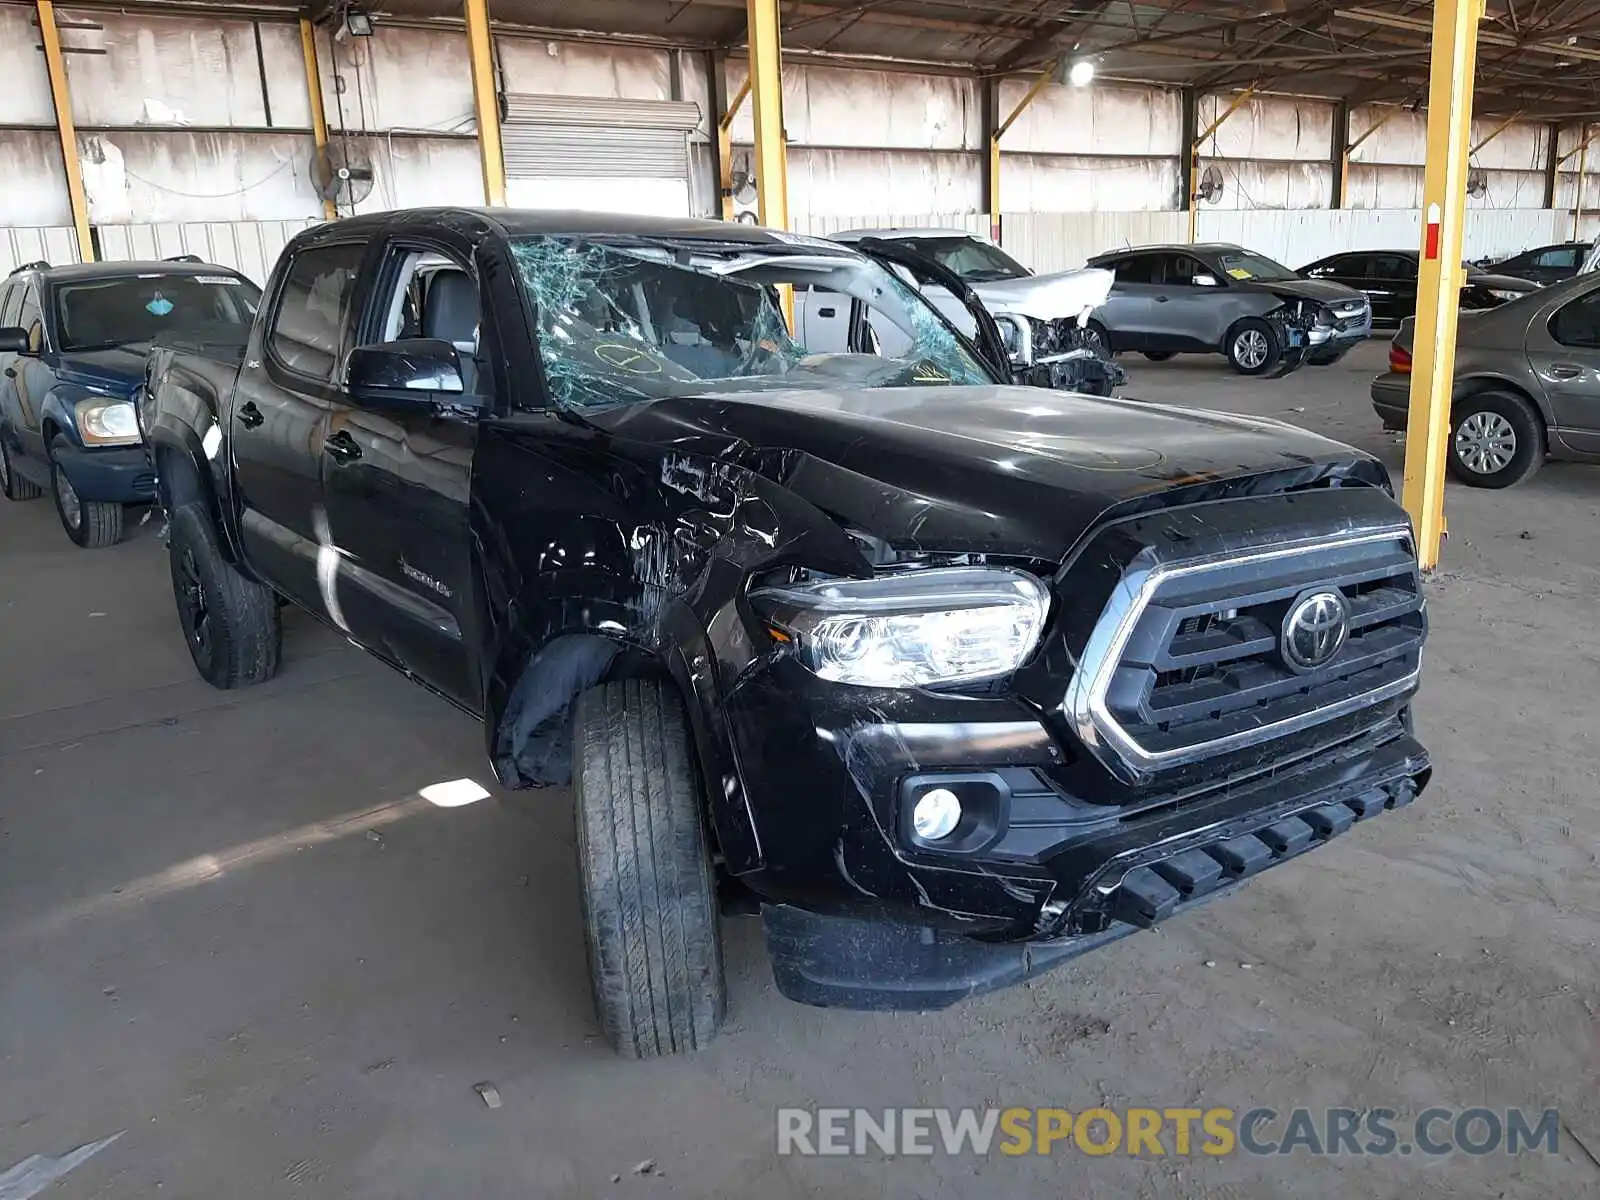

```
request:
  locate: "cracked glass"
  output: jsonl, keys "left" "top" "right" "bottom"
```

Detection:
{"left": 511, "top": 237, "right": 992, "bottom": 410}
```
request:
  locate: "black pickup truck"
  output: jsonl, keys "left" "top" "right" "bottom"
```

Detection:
{"left": 140, "top": 208, "right": 1430, "bottom": 1059}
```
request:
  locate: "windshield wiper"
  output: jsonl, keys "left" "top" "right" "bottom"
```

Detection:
{"left": 63, "top": 339, "right": 147, "bottom": 352}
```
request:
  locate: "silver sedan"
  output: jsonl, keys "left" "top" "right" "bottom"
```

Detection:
{"left": 1371, "top": 270, "right": 1600, "bottom": 487}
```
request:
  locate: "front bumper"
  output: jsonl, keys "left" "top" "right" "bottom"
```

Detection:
{"left": 725, "top": 643, "right": 1428, "bottom": 1009}
{"left": 1371, "top": 371, "right": 1410, "bottom": 428}
{"left": 1307, "top": 329, "right": 1368, "bottom": 365}
{"left": 760, "top": 727, "right": 1427, "bottom": 1010}
{"left": 52, "top": 440, "right": 154, "bottom": 504}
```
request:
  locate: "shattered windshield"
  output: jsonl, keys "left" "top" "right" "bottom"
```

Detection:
{"left": 54, "top": 272, "right": 260, "bottom": 351}
{"left": 510, "top": 236, "right": 994, "bottom": 410}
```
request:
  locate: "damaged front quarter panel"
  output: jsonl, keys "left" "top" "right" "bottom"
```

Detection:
{"left": 472, "top": 414, "right": 868, "bottom": 873}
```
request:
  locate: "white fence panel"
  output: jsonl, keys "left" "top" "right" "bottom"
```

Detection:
{"left": 790, "top": 211, "right": 989, "bottom": 239}
{"left": 1194, "top": 208, "right": 1564, "bottom": 267}
{"left": 1, "top": 227, "right": 83, "bottom": 274}
{"left": 96, "top": 220, "right": 320, "bottom": 286}
{"left": 999, "top": 211, "right": 1186, "bottom": 273}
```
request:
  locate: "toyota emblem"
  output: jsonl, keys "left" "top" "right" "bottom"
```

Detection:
{"left": 1281, "top": 589, "right": 1349, "bottom": 672}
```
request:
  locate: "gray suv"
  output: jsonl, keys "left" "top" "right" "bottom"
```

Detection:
{"left": 1085, "top": 243, "right": 1370, "bottom": 376}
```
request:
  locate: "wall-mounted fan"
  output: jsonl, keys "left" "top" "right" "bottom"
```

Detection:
{"left": 312, "top": 140, "right": 376, "bottom": 207}
{"left": 1466, "top": 169, "right": 1489, "bottom": 199}
{"left": 1197, "top": 164, "right": 1225, "bottom": 205}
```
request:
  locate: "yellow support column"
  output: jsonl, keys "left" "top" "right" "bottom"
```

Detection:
{"left": 989, "top": 65, "right": 1058, "bottom": 244}
{"left": 299, "top": 18, "right": 337, "bottom": 222}
{"left": 745, "top": 0, "right": 787, "bottom": 232}
{"left": 36, "top": 0, "right": 93, "bottom": 262}
{"left": 463, "top": 0, "right": 506, "bottom": 205}
{"left": 1402, "top": 0, "right": 1484, "bottom": 570}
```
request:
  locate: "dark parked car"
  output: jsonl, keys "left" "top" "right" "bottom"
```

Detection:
{"left": 141, "top": 209, "right": 1430, "bottom": 1057}
{"left": 0, "top": 258, "right": 260, "bottom": 546}
{"left": 1371, "top": 269, "right": 1600, "bottom": 487}
{"left": 1477, "top": 241, "right": 1590, "bottom": 286}
{"left": 1300, "top": 249, "right": 1537, "bottom": 328}
{"left": 1085, "top": 243, "right": 1370, "bottom": 376}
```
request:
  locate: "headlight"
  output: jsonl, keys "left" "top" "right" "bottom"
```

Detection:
{"left": 751, "top": 565, "right": 1051, "bottom": 687}
{"left": 75, "top": 399, "right": 141, "bottom": 446}
{"left": 1486, "top": 288, "right": 1523, "bottom": 302}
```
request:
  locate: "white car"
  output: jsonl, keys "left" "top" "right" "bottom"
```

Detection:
{"left": 799, "top": 227, "right": 1121, "bottom": 395}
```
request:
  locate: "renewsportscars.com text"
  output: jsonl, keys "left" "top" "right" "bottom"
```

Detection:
{"left": 776, "top": 1106, "right": 1561, "bottom": 1158}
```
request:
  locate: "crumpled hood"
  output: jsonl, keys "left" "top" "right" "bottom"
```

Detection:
{"left": 1262, "top": 278, "right": 1367, "bottom": 305}
{"left": 967, "top": 267, "right": 1115, "bottom": 322}
{"left": 588, "top": 384, "right": 1382, "bottom": 560}
{"left": 55, "top": 345, "right": 150, "bottom": 397}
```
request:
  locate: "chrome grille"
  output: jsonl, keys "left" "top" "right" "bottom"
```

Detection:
{"left": 1066, "top": 525, "right": 1424, "bottom": 773}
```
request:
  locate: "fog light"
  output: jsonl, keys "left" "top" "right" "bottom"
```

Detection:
{"left": 912, "top": 788, "right": 963, "bottom": 841}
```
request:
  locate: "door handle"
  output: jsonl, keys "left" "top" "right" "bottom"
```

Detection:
{"left": 1154, "top": 295, "right": 1170, "bottom": 303}
{"left": 1549, "top": 363, "right": 1583, "bottom": 381}
{"left": 323, "top": 430, "right": 362, "bottom": 463}
{"left": 237, "top": 401, "right": 264, "bottom": 429}
{"left": 3, "top": 367, "right": 14, "bottom": 379}
{"left": 817, "top": 307, "right": 836, "bottom": 318}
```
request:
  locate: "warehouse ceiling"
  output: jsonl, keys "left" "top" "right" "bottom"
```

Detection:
{"left": 258, "top": 0, "right": 1600, "bottom": 118}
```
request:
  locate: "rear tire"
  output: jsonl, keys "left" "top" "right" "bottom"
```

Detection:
{"left": 573, "top": 678, "right": 725, "bottom": 1059}
{"left": 1226, "top": 318, "right": 1282, "bottom": 376}
{"left": 0, "top": 436, "right": 41, "bottom": 500}
{"left": 1446, "top": 390, "right": 1543, "bottom": 488}
{"left": 50, "top": 436, "right": 122, "bottom": 548}
{"left": 166, "top": 503, "right": 281, "bottom": 687}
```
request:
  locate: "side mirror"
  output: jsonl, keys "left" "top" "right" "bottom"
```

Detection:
{"left": 1192, "top": 273, "right": 1220, "bottom": 288}
{"left": 346, "top": 339, "right": 464, "bottom": 411}
{"left": 0, "top": 326, "right": 29, "bottom": 354}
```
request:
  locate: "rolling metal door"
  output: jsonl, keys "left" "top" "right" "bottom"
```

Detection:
{"left": 500, "top": 94, "right": 700, "bottom": 180}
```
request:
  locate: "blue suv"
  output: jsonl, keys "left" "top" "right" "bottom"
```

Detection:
{"left": 0, "top": 258, "right": 261, "bottom": 547}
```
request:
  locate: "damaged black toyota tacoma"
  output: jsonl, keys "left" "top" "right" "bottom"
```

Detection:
{"left": 139, "top": 209, "right": 1430, "bottom": 1058}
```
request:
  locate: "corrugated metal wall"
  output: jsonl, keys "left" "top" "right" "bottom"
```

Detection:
{"left": 0, "top": 6, "right": 1593, "bottom": 282}
{"left": 96, "top": 220, "right": 319, "bottom": 285}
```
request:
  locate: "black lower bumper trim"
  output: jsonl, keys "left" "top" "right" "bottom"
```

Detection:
{"left": 765, "top": 763, "right": 1428, "bottom": 1011}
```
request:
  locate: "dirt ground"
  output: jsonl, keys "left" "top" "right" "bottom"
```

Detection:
{"left": 1, "top": 339, "right": 1597, "bottom": 1199}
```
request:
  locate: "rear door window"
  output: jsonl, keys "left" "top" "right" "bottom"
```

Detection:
{"left": 1370, "top": 255, "right": 1417, "bottom": 281}
{"left": 1550, "top": 289, "right": 1600, "bottom": 348}
{"left": 267, "top": 243, "right": 366, "bottom": 381}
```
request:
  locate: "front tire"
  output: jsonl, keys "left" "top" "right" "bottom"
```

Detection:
{"left": 1142, "top": 351, "right": 1175, "bottom": 362}
{"left": 0, "top": 436, "right": 41, "bottom": 500}
{"left": 166, "top": 503, "right": 281, "bottom": 687}
{"left": 1447, "top": 390, "right": 1543, "bottom": 488}
{"left": 1226, "top": 319, "right": 1282, "bottom": 376}
{"left": 573, "top": 678, "right": 725, "bottom": 1059}
{"left": 50, "top": 437, "right": 122, "bottom": 548}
